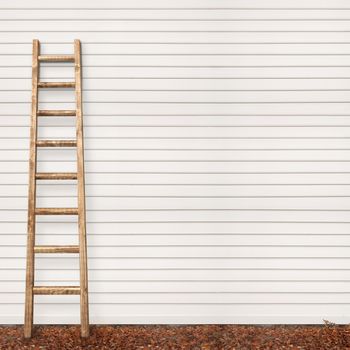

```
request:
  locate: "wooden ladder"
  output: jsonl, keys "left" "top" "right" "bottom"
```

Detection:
{"left": 24, "top": 39, "right": 89, "bottom": 338}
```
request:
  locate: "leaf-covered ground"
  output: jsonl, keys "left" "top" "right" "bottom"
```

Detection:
{"left": 1, "top": 324, "right": 350, "bottom": 349}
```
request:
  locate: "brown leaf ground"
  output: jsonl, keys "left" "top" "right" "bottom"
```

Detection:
{"left": 1, "top": 324, "right": 350, "bottom": 350}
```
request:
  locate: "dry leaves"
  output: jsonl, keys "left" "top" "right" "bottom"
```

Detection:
{"left": 1, "top": 324, "right": 350, "bottom": 350}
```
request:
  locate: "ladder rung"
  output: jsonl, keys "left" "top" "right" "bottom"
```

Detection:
{"left": 35, "top": 208, "right": 79, "bottom": 215}
{"left": 37, "top": 140, "right": 77, "bottom": 147}
{"left": 34, "top": 245, "right": 79, "bottom": 254}
{"left": 33, "top": 286, "right": 80, "bottom": 295}
{"left": 37, "top": 110, "right": 76, "bottom": 117}
{"left": 38, "top": 82, "right": 75, "bottom": 88}
{"left": 38, "top": 55, "right": 75, "bottom": 62}
{"left": 36, "top": 173, "right": 77, "bottom": 180}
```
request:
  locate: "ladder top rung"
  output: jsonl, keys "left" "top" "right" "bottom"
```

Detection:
{"left": 35, "top": 208, "right": 79, "bottom": 215}
{"left": 34, "top": 245, "right": 79, "bottom": 254}
{"left": 37, "top": 110, "right": 76, "bottom": 117}
{"left": 33, "top": 286, "right": 80, "bottom": 295}
{"left": 38, "top": 55, "right": 75, "bottom": 62}
{"left": 36, "top": 173, "right": 78, "bottom": 180}
{"left": 38, "top": 82, "right": 75, "bottom": 88}
{"left": 36, "top": 140, "right": 77, "bottom": 147}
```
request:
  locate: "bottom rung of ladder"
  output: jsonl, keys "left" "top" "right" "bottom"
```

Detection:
{"left": 33, "top": 286, "right": 80, "bottom": 295}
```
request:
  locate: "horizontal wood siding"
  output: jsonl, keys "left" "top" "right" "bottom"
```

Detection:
{"left": 1, "top": 0, "right": 350, "bottom": 324}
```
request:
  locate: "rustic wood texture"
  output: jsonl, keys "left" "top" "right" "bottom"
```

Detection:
{"left": 35, "top": 208, "right": 78, "bottom": 215}
{"left": 34, "top": 246, "right": 80, "bottom": 254}
{"left": 36, "top": 172, "right": 78, "bottom": 180}
{"left": 33, "top": 287, "right": 80, "bottom": 295}
{"left": 36, "top": 140, "right": 77, "bottom": 147}
{"left": 38, "top": 55, "right": 74, "bottom": 62}
{"left": 24, "top": 39, "right": 89, "bottom": 339}
{"left": 75, "top": 39, "right": 90, "bottom": 338}
{"left": 37, "top": 110, "right": 76, "bottom": 116}
{"left": 38, "top": 82, "right": 75, "bottom": 88}
{"left": 24, "top": 39, "right": 39, "bottom": 339}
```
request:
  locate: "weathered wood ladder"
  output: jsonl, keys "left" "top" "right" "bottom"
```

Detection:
{"left": 24, "top": 39, "right": 89, "bottom": 338}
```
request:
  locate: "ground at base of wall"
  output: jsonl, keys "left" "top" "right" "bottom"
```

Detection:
{"left": 1, "top": 324, "right": 350, "bottom": 350}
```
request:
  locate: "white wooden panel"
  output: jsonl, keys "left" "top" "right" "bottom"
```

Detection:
{"left": 7, "top": 90, "right": 350, "bottom": 103}
{"left": 4, "top": 197, "right": 350, "bottom": 211}
{"left": 4, "top": 233, "right": 350, "bottom": 246}
{"left": 4, "top": 66, "right": 350, "bottom": 77}
{"left": 2, "top": 257, "right": 350, "bottom": 270}
{"left": 4, "top": 103, "right": 350, "bottom": 115}
{"left": 4, "top": 281, "right": 350, "bottom": 294}
{"left": 2, "top": 268, "right": 350, "bottom": 280}
{"left": 4, "top": 21, "right": 350, "bottom": 32}
{"left": 3, "top": 0, "right": 350, "bottom": 8}
{"left": 24, "top": 20, "right": 350, "bottom": 32}
{"left": 4, "top": 126, "right": 350, "bottom": 138}
{"left": 6, "top": 9, "right": 350, "bottom": 20}
{"left": 5, "top": 184, "right": 350, "bottom": 198}
{"left": 4, "top": 221, "right": 350, "bottom": 234}
{"left": 5, "top": 78, "right": 350, "bottom": 90}
{"left": 6, "top": 293, "right": 350, "bottom": 305}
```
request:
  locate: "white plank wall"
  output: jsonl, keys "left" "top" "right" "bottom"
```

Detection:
{"left": 1, "top": 0, "right": 350, "bottom": 324}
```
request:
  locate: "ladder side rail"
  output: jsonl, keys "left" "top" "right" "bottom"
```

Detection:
{"left": 74, "top": 39, "right": 90, "bottom": 338}
{"left": 24, "top": 39, "right": 40, "bottom": 339}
